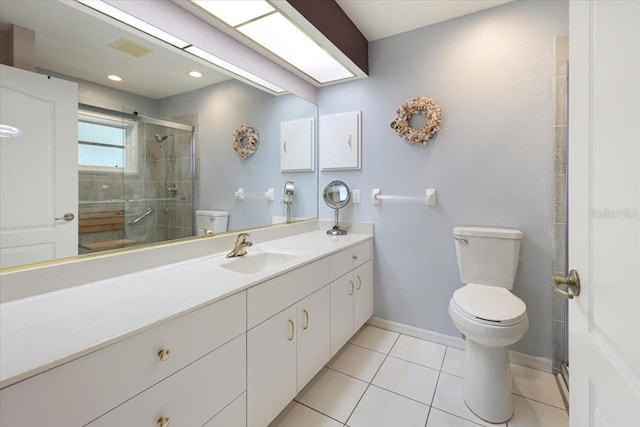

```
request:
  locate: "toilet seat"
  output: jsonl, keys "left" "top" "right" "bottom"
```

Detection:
{"left": 452, "top": 284, "right": 526, "bottom": 326}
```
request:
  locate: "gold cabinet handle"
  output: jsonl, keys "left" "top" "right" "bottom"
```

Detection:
{"left": 352, "top": 255, "right": 358, "bottom": 261}
{"left": 552, "top": 270, "right": 581, "bottom": 299}
{"left": 356, "top": 275, "right": 362, "bottom": 290}
{"left": 348, "top": 280, "right": 354, "bottom": 296}
{"left": 288, "top": 319, "right": 295, "bottom": 341}
{"left": 303, "top": 309, "right": 309, "bottom": 330}
{"left": 54, "top": 212, "right": 75, "bottom": 222}
{"left": 157, "top": 416, "right": 170, "bottom": 427}
{"left": 157, "top": 349, "right": 171, "bottom": 361}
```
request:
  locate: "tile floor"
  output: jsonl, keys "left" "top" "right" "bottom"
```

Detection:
{"left": 270, "top": 325, "right": 568, "bottom": 427}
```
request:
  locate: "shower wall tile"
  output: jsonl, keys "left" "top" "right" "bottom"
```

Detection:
{"left": 552, "top": 319, "right": 566, "bottom": 372}
{"left": 554, "top": 177, "right": 567, "bottom": 224}
{"left": 553, "top": 223, "right": 567, "bottom": 273}
{"left": 554, "top": 77, "right": 567, "bottom": 126}
{"left": 554, "top": 36, "right": 569, "bottom": 77}
{"left": 554, "top": 126, "right": 567, "bottom": 174}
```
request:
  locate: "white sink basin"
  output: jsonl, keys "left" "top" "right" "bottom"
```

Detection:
{"left": 218, "top": 250, "right": 299, "bottom": 274}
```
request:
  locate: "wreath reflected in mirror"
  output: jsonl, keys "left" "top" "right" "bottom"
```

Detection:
{"left": 390, "top": 97, "right": 442, "bottom": 146}
{"left": 232, "top": 124, "right": 259, "bottom": 159}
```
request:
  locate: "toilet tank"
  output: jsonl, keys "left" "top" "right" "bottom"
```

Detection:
{"left": 196, "top": 210, "right": 229, "bottom": 235}
{"left": 453, "top": 226, "right": 523, "bottom": 289}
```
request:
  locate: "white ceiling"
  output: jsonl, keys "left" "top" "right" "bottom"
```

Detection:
{"left": 0, "top": 1, "right": 512, "bottom": 99}
{"left": 336, "top": 0, "right": 512, "bottom": 41}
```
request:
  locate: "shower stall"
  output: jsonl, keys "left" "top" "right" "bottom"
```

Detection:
{"left": 77, "top": 106, "right": 196, "bottom": 254}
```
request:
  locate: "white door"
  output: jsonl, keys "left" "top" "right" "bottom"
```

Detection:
{"left": 0, "top": 65, "right": 78, "bottom": 268}
{"left": 296, "top": 285, "right": 331, "bottom": 392}
{"left": 567, "top": 2, "right": 640, "bottom": 426}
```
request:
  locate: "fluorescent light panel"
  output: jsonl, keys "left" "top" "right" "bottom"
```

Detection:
{"left": 75, "top": 0, "right": 284, "bottom": 94}
{"left": 238, "top": 13, "right": 353, "bottom": 83}
{"left": 76, "top": 0, "right": 190, "bottom": 48}
{"left": 185, "top": 46, "right": 284, "bottom": 93}
{"left": 191, "top": 0, "right": 275, "bottom": 27}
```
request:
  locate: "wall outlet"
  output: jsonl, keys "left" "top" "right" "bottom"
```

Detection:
{"left": 352, "top": 189, "right": 360, "bottom": 204}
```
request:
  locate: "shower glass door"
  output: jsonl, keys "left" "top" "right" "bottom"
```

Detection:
{"left": 77, "top": 106, "right": 195, "bottom": 254}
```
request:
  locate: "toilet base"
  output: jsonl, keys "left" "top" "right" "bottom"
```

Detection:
{"left": 463, "top": 338, "right": 514, "bottom": 423}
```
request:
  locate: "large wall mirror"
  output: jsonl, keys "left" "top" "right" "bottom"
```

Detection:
{"left": 0, "top": 1, "right": 318, "bottom": 270}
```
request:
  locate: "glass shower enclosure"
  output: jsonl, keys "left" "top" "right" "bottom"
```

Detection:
{"left": 77, "top": 105, "right": 196, "bottom": 254}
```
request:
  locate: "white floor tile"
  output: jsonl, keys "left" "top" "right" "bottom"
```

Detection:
{"left": 510, "top": 363, "right": 565, "bottom": 409}
{"left": 426, "top": 408, "right": 484, "bottom": 427}
{"left": 349, "top": 325, "right": 399, "bottom": 354}
{"left": 372, "top": 356, "right": 439, "bottom": 404}
{"left": 432, "top": 372, "right": 506, "bottom": 427}
{"left": 269, "top": 401, "right": 343, "bottom": 427}
{"left": 508, "top": 395, "right": 569, "bottom": 427}
{"left": 389, "top": 334, "right": 447, "bottom": 370}
{"left": 328, "top": 343, "right": 386, "bottom": 382}
{"left": 296, "top": 368, "right": 368, "bottom": 423}
{"left": 346, "top": 385, "right": 429, "bottom": 427}
{"left": 442, "top": 347, "right": 465, "bottom": 378}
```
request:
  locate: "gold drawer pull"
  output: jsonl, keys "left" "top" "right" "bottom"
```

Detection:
{"left": 348, "top": 280, "right": 354, "bottom": 296}
{"left": 356, "top": 275, "right": 362, "bottom": 290}
{"left": 288, "top": 319, "right": 295, "bottom": 341}
{"left": 352, "top": 255, "right": 358, "bottom": 261}
{"left": 303, "top": 309, "right": 310, "bottom": 330}
{"left": 157, "top": 416, "right": 170, "bottom": 427}
{"left": 158, "top": 349, "right": 171, "bottom": 361}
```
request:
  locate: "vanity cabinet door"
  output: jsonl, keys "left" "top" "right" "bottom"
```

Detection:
{"left": 330, "top": 272, "right": 356, "bottom": 357}
{"left": 354, "top": 260, "right": 374, "bottom": 332}
{"left": 247, "top": 306, "right": 297, "bottom": 427}
{"left": 296, "top": 285, "right": 331, "bottom": 392}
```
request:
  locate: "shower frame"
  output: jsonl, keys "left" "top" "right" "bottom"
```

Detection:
{"left": 78, "top": 104, "right": 196, "bottom": 245}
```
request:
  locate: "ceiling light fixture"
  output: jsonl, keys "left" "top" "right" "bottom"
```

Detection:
{"left": 190, "top": 0, "right": 354, "bottom": 84}
{"left": 0, "top": 124, "right": 24, "bottom": 138}
{"left": 107, "top": 75, "right": 122, "bottom": 81}
{"left": 76, "top": 0, "right": 190, "bottom": 49}
{"left": 75, "top": 0, "right": 285, "bottom": 94}
{"left": 185, "top": 46, "right": 284, "bottom": 93}
{"left": 189, "top": 71, "right": 203, "bottom": 78}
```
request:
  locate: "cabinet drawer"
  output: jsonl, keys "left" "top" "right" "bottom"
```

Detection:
{"left": 0, "top": 291, "right": 246, "bottom": 427}
{"left": 247, "top": 257, "right": 330, "bottom": 329}
{"left": 203, "top": 392, "right": 246, "bottom": 427}
{"left": 88, "top": 334, "right": 246, "bottom": 426}
{"left": 329, "top": 239, "right": 372, "bottom": 281}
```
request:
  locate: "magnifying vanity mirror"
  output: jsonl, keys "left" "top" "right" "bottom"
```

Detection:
{"left": 323, "top": 180, "right": 351, "bottom": 236}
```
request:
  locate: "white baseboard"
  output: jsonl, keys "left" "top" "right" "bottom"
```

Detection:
{"left": 367, "top": 316, "right": 554, "bottom": 373}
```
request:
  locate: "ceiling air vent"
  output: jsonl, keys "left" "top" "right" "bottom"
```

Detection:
{"left": 109, "top": 38, "right": 152, "bottom": 58}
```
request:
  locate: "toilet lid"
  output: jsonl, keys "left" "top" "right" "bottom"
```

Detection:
{"left": 452, "top": 284, "right": 527, "bottom": 326}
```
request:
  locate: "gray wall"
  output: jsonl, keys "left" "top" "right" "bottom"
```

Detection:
{"left": 160, "top": 80, "right": 318, "bottom": 231}
{"left": 318, "top": 0, "right": 568, "bottom": 358}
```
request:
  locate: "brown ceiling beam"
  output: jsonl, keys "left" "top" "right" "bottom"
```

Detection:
{"left": 286, "top": 0, "right": 369, "bottom": 75}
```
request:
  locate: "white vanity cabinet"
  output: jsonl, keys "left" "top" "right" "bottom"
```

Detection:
{"left": 0, "top": 291, "right": 247, "bottom": 427}
{"left": 247, "top": 259, "right": 332, "bottom": 427}
{"left": 329, "top": 240, "right": 374, "bottom": 357}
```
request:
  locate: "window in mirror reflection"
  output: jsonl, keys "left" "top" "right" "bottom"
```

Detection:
{"left": 78, "top": 112, "right": 137, "bottom": 173}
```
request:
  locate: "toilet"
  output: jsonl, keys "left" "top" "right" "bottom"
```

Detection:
{"left": 448, "top": 226, "right": 528, "bottom": 423}
{"left": 195, "top": 210, "right": 229, "bottom": 235}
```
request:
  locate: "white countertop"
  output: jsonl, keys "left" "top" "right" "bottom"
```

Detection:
{"left": 0, "top": 230, "right": 372, "bottom": 388}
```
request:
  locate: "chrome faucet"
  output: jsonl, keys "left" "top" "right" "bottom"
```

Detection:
{"left": 226, "top": 233, "right": 253, "bottom": 258}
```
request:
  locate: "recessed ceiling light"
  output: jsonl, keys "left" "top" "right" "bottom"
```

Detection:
{"left": 191, "top": 0, "right": 275, "bottom": 27}
{"left": 108, "top": 75, "right": 122, "bottom": 81}
{"left": 189, "top": 71, "right": 203, "bottom": 78}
